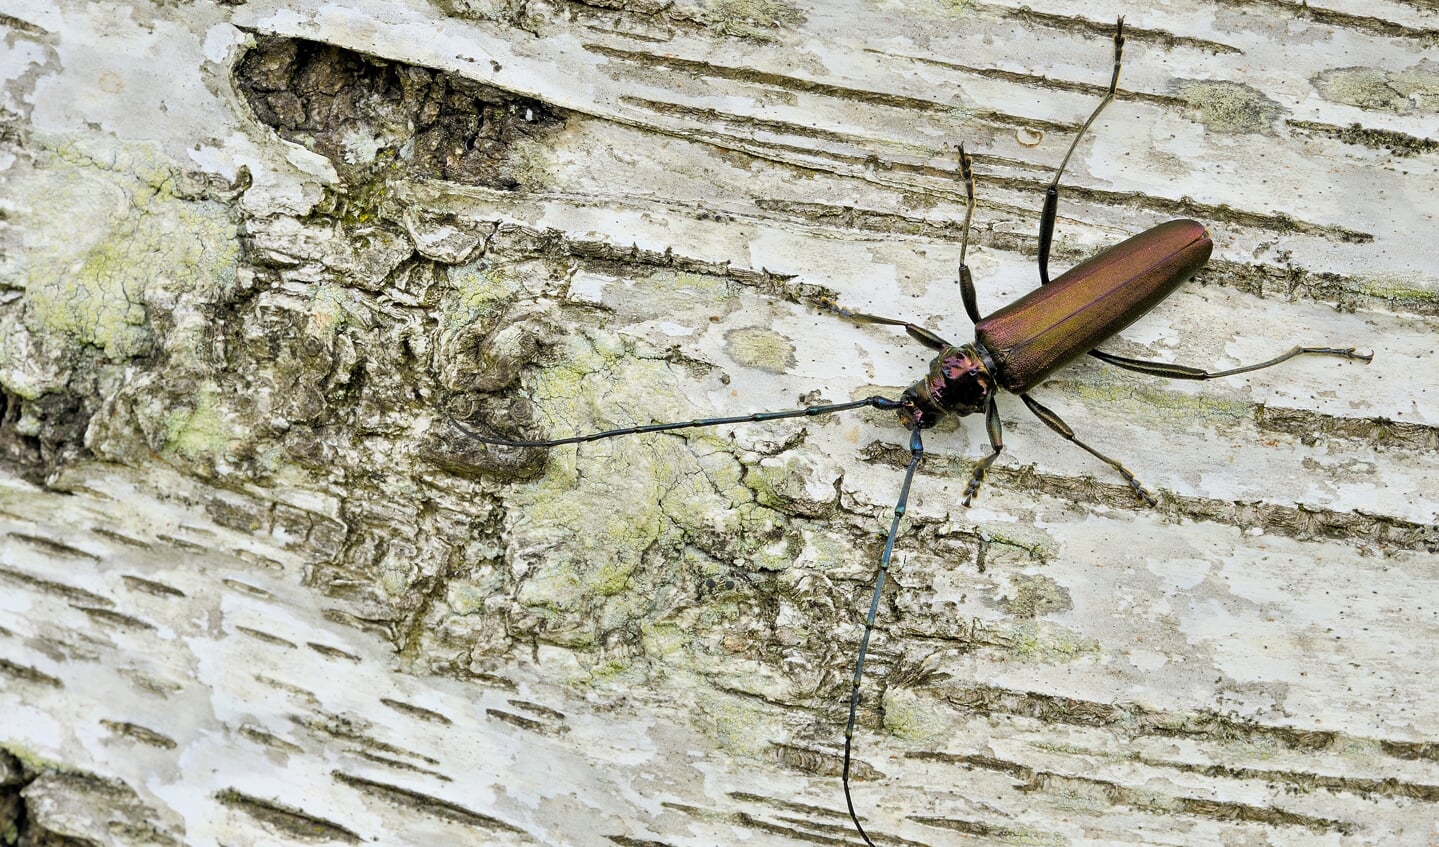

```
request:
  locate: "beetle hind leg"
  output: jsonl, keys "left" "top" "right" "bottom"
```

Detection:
{"left": 1020, "top": 393, "right": 1157, "bottom": 506}
{"left": 1090, "top": 346, "right": 1373, "bottom": 380}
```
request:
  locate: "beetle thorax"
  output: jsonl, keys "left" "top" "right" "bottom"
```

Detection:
{"left": 898, "top": 343, "right": 995, "bottom": 429}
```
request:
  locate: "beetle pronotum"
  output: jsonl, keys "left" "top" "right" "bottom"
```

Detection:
{"left": 455, "top": 18, "right": 1371, "bottom": 846}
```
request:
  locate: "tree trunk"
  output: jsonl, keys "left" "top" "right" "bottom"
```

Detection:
{"left": 1, "top": 1, "right": 1435, "bottom": 844}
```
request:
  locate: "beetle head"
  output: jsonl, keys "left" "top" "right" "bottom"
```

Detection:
{"left": 898, "top": 344, "right": 994, "bottom": 428}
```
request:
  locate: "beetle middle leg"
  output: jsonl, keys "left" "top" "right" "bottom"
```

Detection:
{"left": 1020, "top": 393, "right": 1157, "bottom": 505}
{"left": 960, "top": 396, "right": 1005, "bottom": 506}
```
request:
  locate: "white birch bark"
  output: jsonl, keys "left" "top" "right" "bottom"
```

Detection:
{"left": 0, "top": 0, "right": 1436, "bottom": 844}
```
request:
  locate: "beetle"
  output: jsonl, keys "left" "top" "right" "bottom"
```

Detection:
{"left": 453, "top": 18, "right": 1371, "bottom": 846}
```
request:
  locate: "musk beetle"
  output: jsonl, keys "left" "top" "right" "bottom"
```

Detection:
{"left": 454, "top": 18, "right": 1372, "bottom": 846}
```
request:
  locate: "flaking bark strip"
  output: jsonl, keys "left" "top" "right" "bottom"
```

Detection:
{"left": 120, "top": 575, "right": 186, "bottom": 598}
{"left": 771, "top": 743, "right": 880, "bottom": 780}
{"left": 507, "top": 698, "right": 565, "bottom": 721}
{"left": 997, "top": 5, "right": 1240, "bottom": 53}
{"left": 1021, "top": 770, "right": 1353, "bottom": 833}
{"left": 4, "top": 532, "right": 100, "bottom": 561}
{"left": 0, "top": 659, "right": 62, "bottom": 689}
{"left": 909, "top": 815, "right": 1025, "bottom": 838}
{"left": 306, "top": 642, "right": 362, "bottom": 663}
{"left": 1287, "top": 120, "right": 1439, "bottom": 157}
{"left": 726, "top": 790, "right": 850, "bottom": 821}
{"left": 330, "top": 771, "right": 527, "bottom": 833}
{"left": 0, "top": 565, "right": 114, "bottom": 608}
{"left": 884, "top": 49, "right": 1201, "bottom": 105}
{"left": 584, "top": 43, "right": 964, "bottom": 115}
{"left": 292, "top": 713, "right": 441, "bottom": 765}
{"left": 235, "top": 626, "right": 298, "bottom": 649}
{"left": 859, "top": 446, "right": 1435, "bottom": 554}
{"left": 74, "top": 605, "right": 156, "bottom": 632}
{"left": 485, "top": 707, "right": 563, "bottom": 735}
{"left": 100, "top": 721, "right": 178, "bottom": 750}
{"left": 214, "top": 788, "right": 362, "bottom": 843}
{"left": 1255, "top": 407, "right": 1439, "bottom": 452}
{"left": 379, "top": 698, "right": 454, "bottom": 725}
{"left": 1134, "top": 754, "right": 1439, "bottom": 803}
{"left": 355, "top": 751, "right": 454, "bottom": 782}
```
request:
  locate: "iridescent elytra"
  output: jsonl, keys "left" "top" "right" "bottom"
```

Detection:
{"left": 453, "top": 17, "right": 1372, "bottom": 847}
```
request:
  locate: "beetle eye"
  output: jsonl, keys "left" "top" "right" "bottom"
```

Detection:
{"left": 950, "top": 371, "right": 991, "bottom": 413}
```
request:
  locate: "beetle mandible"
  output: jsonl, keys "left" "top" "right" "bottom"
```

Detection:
{"left": 454, "top": 17, "right": 1372, "bottom": 846}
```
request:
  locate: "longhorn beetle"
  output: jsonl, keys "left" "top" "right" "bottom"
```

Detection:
{"left": 454, "top": 18, "right": 1372, "bottom": 846}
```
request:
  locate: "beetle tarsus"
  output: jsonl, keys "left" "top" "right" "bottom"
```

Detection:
{"left": 961, "top": 397, "right": 1005, "bottom": 506}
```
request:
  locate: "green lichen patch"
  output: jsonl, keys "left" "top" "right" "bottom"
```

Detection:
{"left": 1004, "top": 622, "right": 1101, "bottom": 663}
{"left": 1053, "top": 370, "right": 1252, "bottom": 428}
{"left": 493, "top": 329, "right": 791, "bottom": 657}
{"left": 694, "top": 689, "right": 779, "bottom": 756}
{"left": 600, "top": 270, "right": 739, "bottom": 325}
{"left": 162, "top": 384, "right": 239, "bottom": 462}
{"left": 1172, "top": 80, "right": 1282, "bottom": 134}
{"left": 1313, "top": 64, "right": 1439, "bottom": 115}
{"left": 691, "top": 0, "right": 806, "bottom": 41}
{"left": 999, "top": 573, "right": 1073, "bottom": 620}
{"left": 724, "top": 326, "right": 796, "bottom": 374}
{"left": 1354, "top": 276, "right": 1439, "bottom": 311}
{"left": 13, "top": 137, "right": 239, "bottom": 361}
{"left": 882, "top": 686, "right": 950, "bottom": 743}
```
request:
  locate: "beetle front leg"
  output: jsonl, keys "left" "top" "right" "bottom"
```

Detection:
{"left": 1020, "top": 393, "right": 1157, "bottom": 506}
{"left": 1038, "top": 18, "right": 1125, "bottom": 286}
{"left": 961, "top": 397, "right": 1004, "bottom": 506}
{"left": 955, "top": 144, "right": 982, "bottom": 325}
{"left": 811, "top": 297, "right": 952, "bottom": 351}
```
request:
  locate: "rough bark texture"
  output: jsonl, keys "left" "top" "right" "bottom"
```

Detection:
{"left": 1, "top": 1, "right": 1436, "bottom": 845}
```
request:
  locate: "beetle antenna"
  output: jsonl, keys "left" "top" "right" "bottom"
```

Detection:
{"left": 452, "top": 395, "right": 904, "bottom": 448}
{"left": 844, "top": 426, "right": 924, "bottom": 847}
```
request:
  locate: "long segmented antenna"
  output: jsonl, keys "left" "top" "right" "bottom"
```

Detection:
{"left": 452, "top": 396, "right": 902, "bottom": 447}
{"left": 843, "top": 426, "right": 924, "bottom": 847}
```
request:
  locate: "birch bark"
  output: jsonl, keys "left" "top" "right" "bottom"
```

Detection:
{"left": 1, "top": 1, "right": 1436, "bottom": 844}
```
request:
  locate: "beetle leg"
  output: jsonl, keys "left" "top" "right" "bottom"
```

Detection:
{"left": 1020, "top": 393, "right": 1157, "bottom": 506}
{"left": 1038, "top": 18, "right": 1125, "bottom": 286}
{"left": 956, "top": 144, "right": 982, "bottom": 325}
{"left": 844, "top": 426, "right": 924, "bottom": 847}
{"left": 961, "top": 397, "right": 1004, "bottom": 506}
{"left": 811, "top": 297, "right": 952, "bottom": 351}
{"left": 1089, "top": 346, "right": 1373, "bottom": 380}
